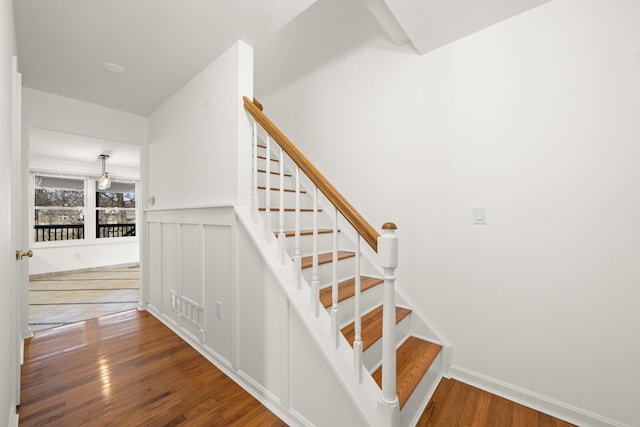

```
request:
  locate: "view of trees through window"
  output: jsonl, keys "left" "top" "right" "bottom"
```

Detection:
{"left": 96, "top": 182, "right": 136, "bottom": 238}
{"left": 34, "top": 176, "right": 85, "bottom": 241}
{"left": 33, "top": 175, "right": 137, "bottom": 242}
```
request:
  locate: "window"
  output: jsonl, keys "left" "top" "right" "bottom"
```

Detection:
{"left": 34, "top": 176, "right": 85, "bottom": 241}
{"left": 96, "top": 182, "right": 136, "bottom": 238}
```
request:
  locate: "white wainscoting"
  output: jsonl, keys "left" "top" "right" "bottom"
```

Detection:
{"left": 144, "top": 206, "right": 366, "bottom": 427}
{"left": 145, "top": 207, "right": 235, "bottom": 364}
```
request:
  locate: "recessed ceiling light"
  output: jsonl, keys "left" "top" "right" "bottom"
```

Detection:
{"left": 104, "top": 62, "right": 125, "bottom": 74}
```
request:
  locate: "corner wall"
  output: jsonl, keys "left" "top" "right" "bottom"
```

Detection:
{"left": 255, "top": 0, "right": 640, "bottom": 425}
{"left": 146, "top": 41, "right": 253, "bottom": 209}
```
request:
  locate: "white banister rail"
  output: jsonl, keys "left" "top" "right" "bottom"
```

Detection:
{"left": 294, "top": 166, "right": 302, "bottom": 289}
{"left": 264, "top": 134, "right": 272, "bottom": 241}
{"left": 251, "top": 121, "right": 259, "bottom": 220}
{"left": 278, "top": 146, "right": 286, "bottom": 263}
{"left": 331, "top": 206, "right": 339, "bottom": 347}
{"left": 245, "top": 97, "right": 399, "bottom": 424}
{"left": 311, "top": 186, "right": 320, "bottom": 317}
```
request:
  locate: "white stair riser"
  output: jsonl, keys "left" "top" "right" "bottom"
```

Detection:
{"left": 257, "top": 172, "right": 294, "bottom": 188}
{"left": 321, "top": 280, "right": 384, "bottom": 327}
{"left": 302, "top": 256, "right": 356, "bottom": 286}
{"left": 259, "top": 190, "right": 315, "bottom": 210}
{"left": 265, "top": 211, "right": 334, "bottom": 232}
{"left": 363, "top": 312, "right": 411, "bottom": 372}
{"left": 286, "top": 233, "right": 353, "bottom": 256}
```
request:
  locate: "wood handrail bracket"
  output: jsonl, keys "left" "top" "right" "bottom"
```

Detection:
{"left": 244, "top": 96, "right": 380, "bottom": 252}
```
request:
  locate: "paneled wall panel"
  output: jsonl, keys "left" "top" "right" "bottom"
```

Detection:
{"left": 203, "top": 225, "right": 233, "bottom": 363}
{"left": 147, "top": 222, "right": 163, "bottom": 311}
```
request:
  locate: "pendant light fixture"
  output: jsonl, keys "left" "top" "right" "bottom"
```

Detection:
{"left": 98, "top": 154, "right": 111, "bottom": 190}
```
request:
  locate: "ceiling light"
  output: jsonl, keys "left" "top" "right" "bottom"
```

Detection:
{"left": 104, "top": 62, "right": 125, "bottom": 74}
{"left": 98, "top": 154, "right": 111, "bottom": 190}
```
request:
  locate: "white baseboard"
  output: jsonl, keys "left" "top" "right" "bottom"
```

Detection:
{"left": 145, "top": 307, "right": 310, "bottom": 427}
{"left": 8, "top": 411, "right": 18, "bottom": 427}
{"left": 449, "top": 365, "right": 629, "bottom": 427}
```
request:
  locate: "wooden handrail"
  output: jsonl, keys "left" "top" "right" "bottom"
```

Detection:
{"left": 244, "top": 96, "right": 380, "bottom": 252}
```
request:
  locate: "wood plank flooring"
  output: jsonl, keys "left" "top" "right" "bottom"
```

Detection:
{"left": 19, "top": 308, "right": 577, "bottom": 426}
{"left": 417, "top": 378, "right": 577, "bottom": 426}
{"left": 18, "top": 309, "right": 286, "bottom": 426}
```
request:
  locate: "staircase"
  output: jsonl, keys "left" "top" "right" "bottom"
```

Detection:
{"left": 244, "top": 97, "right": 447, "bottom": 426}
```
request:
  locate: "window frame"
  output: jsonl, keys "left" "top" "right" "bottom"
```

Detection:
{"left": 95, "top": 182, "right": 137, "bottom": 239}
{"left": 30, "top": 171, "right": 139, "bottom": 248}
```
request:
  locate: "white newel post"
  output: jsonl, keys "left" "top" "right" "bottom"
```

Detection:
{"left": 353, "top": 235, "right": 363, "bottom": 383}
{"left": 377, "top": 222, "right": 399, "bottom": 426}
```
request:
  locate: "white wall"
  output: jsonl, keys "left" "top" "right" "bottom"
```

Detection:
{"left": 22, "top": 89, "right": 146, "bottom": 274}
{"left": 22, "top": 88, "right": 147, "bottom": 146}
{"left": 147, "top": 40, "right": 253, "bottom": 209}
{"left": 256, "top": 0, "right": 640, "bottom": 425}
{"left": 0, "top": 0, "right": 18, "bottom": 424}
{"left": 29, "top": 242, "right": 139, "bottom": 276}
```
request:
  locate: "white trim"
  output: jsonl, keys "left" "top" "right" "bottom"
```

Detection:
{"left": 7, "top": 411, "right": 18, "bottom": 427}
{"left": 30, "top": 168, "right": 139, "bottom": 183}
{"left": 145, "top": 307, "right": 311, "bottom": 427}
{"left": 449, "top": 365, "right": 629, "bottom": 427}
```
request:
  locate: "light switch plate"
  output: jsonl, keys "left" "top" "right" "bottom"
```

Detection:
{"left": 473, "top": 206, "right": 486, "bottom": 225}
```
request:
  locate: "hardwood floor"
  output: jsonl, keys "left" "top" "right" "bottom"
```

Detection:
{"left": 417, "top": 378, "right": 577, "bottom": 426}
{"left": 19, "top": 308, "right": 577, "bottom": 426}
{"left": 18, "top": 309, "right": 286, "bottom": 426}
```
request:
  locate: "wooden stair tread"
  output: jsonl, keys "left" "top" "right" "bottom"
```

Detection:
{"left": 341, "top": 305, "right": 411, "bottom": 351}
{"left": 274, "top": 229, "right": 334, "bottom": 238}
{"left": 258, "top": 169, "right": 291, "bottom": 177}
{"left": 372, "top": 336, "right": 443, "bottom": 410}
{"left": 259, "top": 207, "right": 321, "bottom": 213}
{"left": 300, "top": 251, "right": 354, "bottom": 269}
{"left": 257, "top": 186, "right": 306, "bottom": 194}
{"left": 257, "top": 155, "right": 279, "bottom": 162}
{"left": 319, "top": 276, "right": 384, "bottom": 308}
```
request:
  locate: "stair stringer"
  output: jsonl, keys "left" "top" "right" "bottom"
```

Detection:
{"left": 235, "top": 204, "right": 388, "bottom": 427}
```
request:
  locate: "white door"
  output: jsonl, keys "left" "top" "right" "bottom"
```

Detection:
{"left": 10, "top": 55, "right": 28, "bottom": 406}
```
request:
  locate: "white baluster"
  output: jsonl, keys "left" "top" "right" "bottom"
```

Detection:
{"left": 353, "top": 235, "right": 363, "bottom": 383}
{"left": 294, "top": 167, "right": 301, "bottom": 289}
{"left": 264, "top": 135, "right": 271, "bottom": 240}
{"left": 251, "top": 121, "right": 259, "bottom": 222}
{"left": 377, "top": 222, "right": 399, "bottom": 425}
{"left": 331, "top": 207, "right": 339, "bottom": 347}
{"left": 310, "top": 186, "right": 319, "bottom": 317}
{"left": 278, "top": 147, "right": 286, "bottom": 263}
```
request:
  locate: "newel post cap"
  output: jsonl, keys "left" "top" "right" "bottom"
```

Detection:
{"left": 378, "top": 222, "right": 398, "bottom": 269}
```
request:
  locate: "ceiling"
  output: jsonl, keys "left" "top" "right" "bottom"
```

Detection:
{"left": 29, "top": 128, "right": 141, "bottom": 178}
{"left": 14, "top": 0, "right": 552, "bottom": 118}
{"left": 14, "top": 0, "right": 316, "bottom": 116}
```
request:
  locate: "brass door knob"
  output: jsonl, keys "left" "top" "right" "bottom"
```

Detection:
{"left": 16, "top": 250, "right": 33, "bottom": 260}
